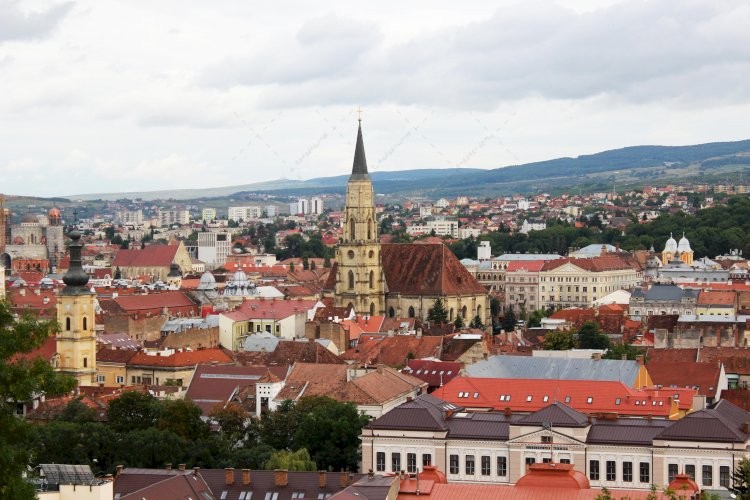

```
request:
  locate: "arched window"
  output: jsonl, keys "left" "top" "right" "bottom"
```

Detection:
{"left": 370, "top": 302, "right": 375, "bottom": 316}
{"left": 348, "top": 271, "right": 354, "bottom": 289}
{"left": 408, "top": 306, "right": 415, "bottom": 318}
{"left": 367, "top": 218, "right": 372, "bottom": 240}
{"left": 369, "top": 270, "right": 374, "bottom": 289}
{"left": 476, "top": 305, "right": 482, "bottom": 320}
{"left": 83, "top": 357, "right": 87, "bottom": 368}
{"left": 450, "top": 308, "right": 454, "bottom": 321}
{"left": 350, "top": 218, "right": 356, "bottom": 241}
{"left": 388, "top": 307, "right": 395, "bottom": 318}
{"left": 83, "top": 317, "right": 87, "bottom": 331}
{"left": 461, "top": 306, "right": 467, "bottom": 318}
{"left": 65, "top": 317, "right": 71, "bottom": 331}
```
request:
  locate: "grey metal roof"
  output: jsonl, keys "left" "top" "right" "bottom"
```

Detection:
{"left": 242, "top": 332, "right": 280, "bottom": 352}
{"left": 655, "top": 401, "right": 750, "bottom": 443}
{"left": 40, "top": 464, "right": 96, "bottom": 486}
{"left": 447, "top": 412, "right": 516, "bottom": 440}
{"left": 465, "top": 355, "right": 641, "bottom": 385}
{"left": 367, "top": 394, "right": 458, "bottom": 432}
{"left": 642, "top": 284, "right": 697, "bottom": 301}
{"left": 350, "top": 122, "right": 369, "bottom": 179}
{"left": 494, "top": 253, "right": 561, "bottom": 261}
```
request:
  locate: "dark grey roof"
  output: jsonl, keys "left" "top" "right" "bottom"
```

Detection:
{"left": 465, "top": 356, "right": 640, "bottom": 385}
{"left": 642, "top": 284, "right": 697, "bottom": 301}
{"left": 655, "top": 401, "right": 750, "bottom": 443}
{"left": 516, "top": 402, "right": 590, "bottom": 428}
{"left": 447, "top": 412, "right": 516, "bottom": 440}
{"left": 366, "top": 394, "right": 458, "bottom": 432}
{"left": 586, "top": 419, "right": 670, "bottom": 446}
{"left": 330, "top": 475, "right": 397, "bottom": 500}
{"left": 40, "top": 464, "right": 96, "bottom": 486}
{"left": 350, "top": 122, "right": 369, "bottom": 180}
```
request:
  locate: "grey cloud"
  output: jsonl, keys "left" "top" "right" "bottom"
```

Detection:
{"left": 200, "top": 1, "right": 750, "bottom": 109}
{"left": 0, "top": 0, "right": 74, "bottom": 42}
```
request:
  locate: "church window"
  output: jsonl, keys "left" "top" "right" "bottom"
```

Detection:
{"left": 369, "top": 250, "right": 374, "bottom": 258}
{"left": 65, "top": 317, "right": 71, "bottom": 331}
{"left": 348, "top": 250, "right": 355, "bottom": 259}
{"left": 348, "top": 271, "right": 354, "bottom": 289}
{"left": 408, "top": 306, "right": 415, "bottom": 318}
{"left": 367, "top": 219, "right": 372, "bottom": 240}
{"left": 83, "top": 357, "right": 87, "bottom": 368}
{"left": 370, "top": 302, "right": 375, "bottom": 316}
{"left": 388, "top": 307, "right": 395, "bottom": 317}
{"left": 350, "top": 218, "right": 356, "bottom": 241}
{"left": 83, "top": 317, "right": 87, "bottom": 331}
{"left": 476, "top": 305, "right": 482, "bottom": 319}
{"left": 450, "top": 308, "right": 454, "bottom": 321}
{"left": 369, "top": 271, "right": 374, "bottom": 289}
{"left": 461, "top": 306, "right": 467, "bottom": 318}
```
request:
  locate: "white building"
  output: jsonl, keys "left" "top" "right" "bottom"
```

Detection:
{"left": 519, "top": 218, "right": 546, "bottom": 234}
{"left": 157, "top": 209, "right": 190, "bottom": 226}
{"left": 201, "top": 208, "right": 217, "bottom": 222}
{"left": 310, "top": 197, "right": 324, "bottom": 215}
{"left": 264, "top": 205, "right": 278, "bottom": 217}
{"left": 228, "top": 206, "right": 261, "bottom": 222}
{"left": 197, "top": 231, "right": 231, "bottom": 268}
{"left": 419, "top": 205, "right": 433, "bottom": 218}
{"left": 115, "top": 209, "right": 143, "bottom": 226}
{"left": 406, "top": 216, "right": 459, "bottom": 238}
{"left": 477, "top": 241, "right": 492, "bottom": 261}
{"left": 296, "top": 198, "right": 310, "bottom": 215}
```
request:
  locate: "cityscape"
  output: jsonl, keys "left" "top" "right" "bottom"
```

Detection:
{"left": 3, "top": 1, "right": 750, "bottom": 500}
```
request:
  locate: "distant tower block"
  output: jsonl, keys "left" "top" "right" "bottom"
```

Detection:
{"left": 478, "top": 241, "right": 491, "bottom": 261}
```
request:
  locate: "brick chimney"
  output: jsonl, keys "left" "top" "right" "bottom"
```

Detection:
{"left": 178, "top": 464, "right": 186, "bottom": 471}
{"left": 635, "top": 355, "right": 644, "bottom": 365}
{"left": 115, "top": 465, "right": 124, "bottom": 476}
{"left": 340, "top": 471, "right": 350, "bottom": 488}
{"left": 225, "top": 468, "right": 234, "bottom": 485}
{"left": 274, "top": 469, "right": 288, "bottom": 487}
{"left": 318, "top": 471, "right": 327, "bottom": 488}
{"left": 242, "top": 469, "right": 251, "bottom": 486}
{"left": 165, "top": 463, "right": 172, "bottom": 470}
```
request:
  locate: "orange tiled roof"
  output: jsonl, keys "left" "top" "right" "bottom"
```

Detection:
{"left": 127, "top": 348, "right": 233, "bottom": 368}
{"left": 697, "top": 290, "right": 736, "bottom": 306}
{"left": 112, "top": 244, "right": 179, "bottom": 268}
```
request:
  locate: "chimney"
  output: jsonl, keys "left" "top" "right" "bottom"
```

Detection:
{"left": 19, "top": 288, "right": 25, "bottom": 296}
{"left": 742, "top": 422, "right": 750, "bottom": 434}
{"left": 504, "top": 407, "right": 512, "bottom": 416}
{"left": 377, "top": 363, "right": 384, "bottom": 375}
{"left": 340, "top": 472, "right": 351, "bottom": 488}
{"left": 635, "top": 355, "right": 644, "bottom": 365}
{"left": 621, "top": 354, "right": 627, "bottom": 360}
{"left": 318, "top": 471, "right": 326, "bottom": 488}
{"left": 368, "top": 469, "right": 374, "bottom": 479}
{"left": 274, "top": 469, "right": 288, "bottom": 487}
{"left": 242, "top": 469, "right": 251, "bottom": 486}
{"left": 416, "top": 328, "right": 422, "bottom": 338}
{"left": 225, "top": 468, "right": 235, "bottom": 485}
{"left": 193, "top": 467, "right": 200, "bottom": 475}
{"left": 406, "top": 396, "right": 413, "bottom": 402}
{"left": 592, "top": 352, "right": 602, "bottom": 361}
{"left": 177, "top": 464, "right": 186, "bottom": 471}
{"left": 116, "top": 465, "right": 124, "bottom": 476}
{"left": 165, "top": 463, "right": 172, "bottom": 470}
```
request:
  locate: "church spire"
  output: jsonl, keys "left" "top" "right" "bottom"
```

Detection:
{"left": 351, "top": 120, "right": 369, "bottom": 179}
{"left": 61, "top": 228, "right": 91, "bottom": 295}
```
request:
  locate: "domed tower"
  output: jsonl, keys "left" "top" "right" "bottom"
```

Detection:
{"left": 56, "top": 229, "right": 97, "bottom": 387}
{"left": 661, "top": 233, "right": 678, "bottom": 265}
{"left": 46, "top": 207, "right": 64, "bottom": 271}
{"left": 334, "top": 120, "right": 386, "bottom": 316}
{"left": 677, "top": 232, "right": 694, "bottom": 265}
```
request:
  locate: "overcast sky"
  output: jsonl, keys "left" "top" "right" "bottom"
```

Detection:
{"left": 2, "top": 0, "right": 749, "bottom": 197}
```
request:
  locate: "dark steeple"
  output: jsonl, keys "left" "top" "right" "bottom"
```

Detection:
{"left": 61, "top": 229, "right": 92, "bottom": 295}
{"left": 350, "top": 121, "right": 369, "bottom": 180}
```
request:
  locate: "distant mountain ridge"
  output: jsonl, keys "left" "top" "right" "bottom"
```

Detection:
{"left": 69, "top": 139, "right": 750, "bottom": 200}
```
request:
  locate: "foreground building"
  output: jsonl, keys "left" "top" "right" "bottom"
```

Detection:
{"left": 361, "top": 394, "right": 748, "bottom": 492}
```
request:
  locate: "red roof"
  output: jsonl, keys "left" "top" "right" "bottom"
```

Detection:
{"left": 113, "top": 291, "right": 197, "bottom": 312}
{"left": 127, "top": 348, "right": 233, "bottom": 368}
{"left": 402, "top": 360, "right": 461, "bottom": 388}
{"left": 507, "top": 261, "right": 547, "bottom": 272}
{"left": 432, "top": 377, "right": 693, "bottom": 417}
{"left": 541, "top": 255, "right": 636, "bottom": 272}
{"left": 697, "top": 290, "right": 736, "bottom": 306}
{"left": 515, "top": 463, "right": 589, "bottom": 490}
{"left": 112, "top": 244, "right": 179, "bottom": 268}
{"left": 222, "top": 298, "right": 318, "bottom": 321}
{"left": 646, "top": 361, "right": 722, "bottom": 397}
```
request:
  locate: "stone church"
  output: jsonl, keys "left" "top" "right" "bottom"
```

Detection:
{"left": 328, "top": 122, "right": 489, "bottom": 326}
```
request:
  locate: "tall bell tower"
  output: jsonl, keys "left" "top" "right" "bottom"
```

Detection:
{"left": 56, "top": 228, "right": 97, "bottom": 386}
{"left": 334, "top": 120, "right": 386, "bottom": 316}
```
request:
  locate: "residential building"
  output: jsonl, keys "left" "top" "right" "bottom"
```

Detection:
{"left": 311, "top": 196, "right": 324, "bottom": 214}
{"left": 520, "top": 218, "right": 546, "bottom": 234}
{"left": 228, "top": 206, "right": 261, "bottom": 221}
{"left": 157, "top": 208, "right": 190, "bottom": 226}
{"left": 125, "top": 348, "right": 233, "bottom": 387}
{"left": 115, "top": 209, "right": 144, "bottom": 226}
{"left": 201, "top": 208, "right": 217, "bottom": 222}
{"left": 629, "top": 284, "right": 699, "bottom": 319}
{"left": 197, "top": 231, "right": 231, "bottom": 268}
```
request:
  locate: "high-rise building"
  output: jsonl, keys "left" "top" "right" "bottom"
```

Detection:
{"left": 297, "top": 198, "right": 310, "bottom": 215}
{"left": 115, "top": 209, "right": 144, "bottom": 226}
{"left": 311, "top": 197, "right": 324, "bottom": 215}
{"left": 201, "top": 208, "right": 217, "bottom": 222}
{"left": 228, "top": 206, "right": 261, "bottom": 221}
{"left": 158, "top": 209, "right": 190, "bottom": 226}
{"left": 198, "top": 232, "right": 231, "bottom": 268}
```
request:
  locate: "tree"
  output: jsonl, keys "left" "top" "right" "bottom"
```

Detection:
{"left": 427, "top": 298, "right": 449, "bottom": 324}
{"left": 469, "top": 315, "right": 484, "bottom": 329}
{"left": 209, "top": 402, "right": 253, "bottom": 444}
{"left": 454, "top": 315, "right": 464, "bottom": 328}
{"left": 501, "top": 306, "right": 517, "bottom": 332}
{"left": 107, "top": 391, "right": 161, "bottom": 433}
{"left": 55, "top": 399, "right": 96, "bottom": 424}
{"left": 302, "top": 256, "right": 309, "bottom": 270}
{"left": 264, "top": 449, "right": 317, "bottom": 471}
{"left": 323, "top": 256, "right": 331, "bottom": 268}
{"left": 603, "top": 343, "right": 641, "bottom": 361}
{"left": 310, "top": 260, "right": 317, "bottom": 271}
{"left": 527, "top": 309, "right": 549, "bottom": 328}
{"left": 732, "top": 457, "right": 750, "bottom": 499}
{"left": 157, "top": 399, "right": 209, "bottom": 440}
{"left": 259, "top": 400, "right": 298, "bottom": 450}
{"left": 577, "top": 322, "right": 611, "bottom": 350}
{"left": 0, "top": 302, "right": 75, "bottom": 498}
{"left": 543, "top": 330, "right": 578, "bottom": 350}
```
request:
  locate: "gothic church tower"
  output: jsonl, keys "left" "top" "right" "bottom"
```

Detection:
{"left": 335, "top": 121, "right": 386, "bottom": 316}
{"left": 56, "top": 228, "right": 97, "bottom": 386}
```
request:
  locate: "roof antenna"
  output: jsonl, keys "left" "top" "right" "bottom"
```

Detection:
{"left": 357, "top": 106, "right": 363, "bottom": 124}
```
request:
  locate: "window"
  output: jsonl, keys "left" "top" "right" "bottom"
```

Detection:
{"left": 623, "top": 461, "right": 633, "bottom": 482}
{"left": 497, "top": 457, "right": 507, "bottom": 477}
{"left": 560, "top": 458, "right": 571, "bottom": 464}
{"left": 276, "top": 324, "right": 280, "bottom": 333}
{"left": 525, "top": 457, "right": 536, "bottom": 467}
{"left": 264, "top": 493, "right": 279, "bottom": 500}
{"left": 606, "top": 461, "right": 616, "bottom": 481}
{"left": 465, "top": 455, "right": 475, "bottom": 475}
{"left": 369, "top": 271, "right": 374, "bottom": 289}
{"left": 590, "top": 460, "right": 600, "bottom": 481}
{"left": 481, "top": 456, "right": 490, "bottom": 476}
{"left": 668, "top": 464, "right": 678, "bottom": 483}
{"left": 541, "top": 435, "right": 553, "bottom": 443}
{"left": 391, "top": 453, "right": 400, "bottom": 472}
{"left": 702, "top": 465, "right": 713, "bottom": 486}
{"left": 639, "top": 462, "right": 650, "bottom": 483}
{"left": 407, "top": 453, "right": 417, "bottom": 473}
{"left": 348, "top": 271, "right": 354, "bottom": 289}
{"left": 685, "top": 464, "right": 695, "bottom": 481}
{"left": 65, "top": 317, "right": 71, "bottom": 331}
{"left": 376, "top": 452, "right": 385, "bottom": 472}
{"left": 96, "top": 374, "right": 105, "bottom": 383}
{"left": 449, "top": 455, "right": 459, "bottom": 474}
{"left": 238, "top": 492, "right": 252, "bottom": 500}
{"left": 83, "top": 357, "right": 88, "bottom": 368}
{"left": 408, "top": 306, "right": 415, "bottom": 318}
{"left": 116, "top": 375, "right": 124, "bottom": 384}
{"left": 83, "top": 317, "right": 87, "bottom": 330}
{"left": 720, "top": 466, "right": 730, "bottom": 487}
{"left": 291, "top": 494, "right": 304, "bottom": 500}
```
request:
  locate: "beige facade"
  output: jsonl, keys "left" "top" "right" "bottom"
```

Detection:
{"left": 539, "top": 262, "right": 642, "bottom": 310}
{"left": 56, "top": 293, "right": 97, "bottom": 387}
{"left": 385, "top": 293, "right": 486, "bottom": 325}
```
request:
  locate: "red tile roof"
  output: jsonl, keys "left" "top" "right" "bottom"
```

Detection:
{"left": 432, "top": 377, "right": 693, "bottom": 417}
{"left": 112, "top": 244, "right": 179, "bottom": 268}
{"left": 113, "top": 291, "right": 198, "bottom": 313}
{"left": 222, "top": 298, "right": 318, "bottom": 321}
{"left": 342, "top": 335, "right": 443, "bottom": 366}
{"left": 127, "top": 348, "right": 233, "bottom": 368}
{"left": 381, "top": 244, "right": 486, "bottom": 295}
{"left": 541, "top": 255, "right": 637, "bottom": 272}
{"left": 403, "top": 360, "right": 462, "bottom": 388}
{"left": 697, "top": 290, "right": 736, "bottom": 306}
{"left": 646, "top": 361, "right": 722, "bottom": 397}
{"left": 507, "top": 261, "right": 547, "bottom": 272}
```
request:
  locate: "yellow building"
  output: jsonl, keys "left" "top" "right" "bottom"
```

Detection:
{"left": 661, "top": 233, "right": 694, "bottom": 266}
{"left": 56, "top": 230, "right": 97, "bottom": 387}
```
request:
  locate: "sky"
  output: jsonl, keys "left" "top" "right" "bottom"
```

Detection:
{"left": 1, "top": 0, "right": 750, "bottom": 198}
